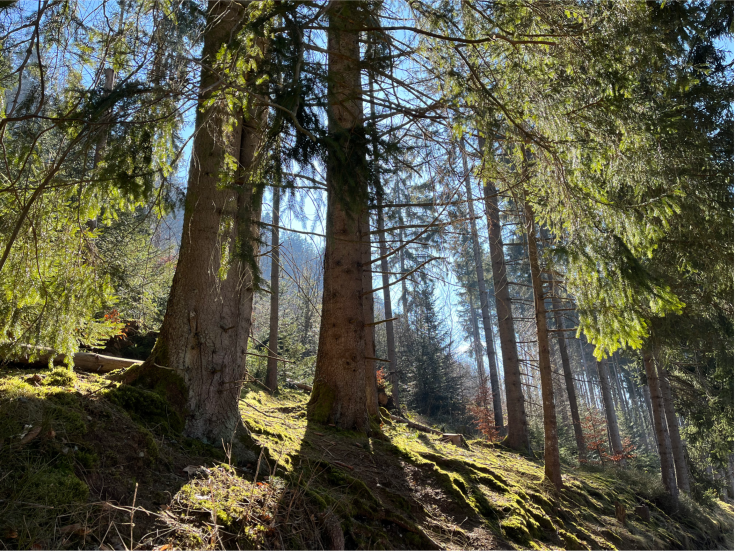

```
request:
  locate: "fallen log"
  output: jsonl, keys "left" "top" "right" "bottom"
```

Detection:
{"left": 7, "top": 345, "right": 142, "bottom": 373}
{"left": 439, "top": 433, "right": 470, "bottom": 448}
{"left": 390, "top": 415, "right": 442, "bottom": 436}
{"left": 286, "top": 379, "right": 313, "bottom": 393}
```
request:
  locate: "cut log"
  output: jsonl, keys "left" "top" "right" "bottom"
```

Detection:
{"left": 439, "top": 433, "right": 469, "bottom": 448}
{"left": 634, "top": 504, "right": 650, "bottom": 522}
{"left": 390, "top": 415, "right": 442, "bottom": 435}
{"left": 614, "top": 502, "right": 626, "bottom": 524}
{"left": 8, "top": 345, "right": 142, "bottom": 373}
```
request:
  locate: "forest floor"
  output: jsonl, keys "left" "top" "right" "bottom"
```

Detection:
{"left": 0, "top": 366, "right": 732, "bottom": 551}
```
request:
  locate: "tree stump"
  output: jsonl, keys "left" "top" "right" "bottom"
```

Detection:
{"left": 634, "top": 504, "right": 650, "bottom": 522}
{"left": 614, "top": 501, "right": 627, "bottom": 524}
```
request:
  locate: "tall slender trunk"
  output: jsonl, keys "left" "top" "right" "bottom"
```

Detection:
{"left": 643, "top": 350, "right": 678, "bottom": 501}
{"left": 622, "top": 365, "right": 652, "bottom": 452}
{"left": 368, "top": 68, "right": 399, "bottom": 415}
{"left": 362, "top": 210, "right": 379, "bottom": 418}
{"left": 524, "top": 200, "right": 562, "bottom": 490}
{"left": 460, "top": 138, "right": 503, "bottom": 431}
{"left": 552, "top": 296, "right": 586, "bottom": 460}
{"left": 479, "top": 138, "right": 528, "bottom": 452}
{"left": 93, "top": 68, "right": 115, "bottom": 168}
{"left": 376, "top": 197, "right": 400, "bottom": 414}
{"left": 597, "top": 360, "right": 624, "bottom": 464}
{"left": 398, "top": 217, "right": 409, "bottom": 316}
{"left": 140, "top": 0, "right": 266, "bottom": 450}
{"left": 612, "top": 354, "right": 631, "bottom": 418}
{"left": 657, "top": 361, "right": 690, "bottom": 493}
{"left": 578, "top": 338, "right": 596, "bottom": 411}
{"left": 469, "top": 294, "right": 487, "bottom": 392}
{"left": 641, "top": 383, "right": 659, "bottom": 454}
{"left": 307, "top": 1, "right": 369, "bottom": 432}
{"left": 265, "top": 187, "right": 280, "bottom": 393}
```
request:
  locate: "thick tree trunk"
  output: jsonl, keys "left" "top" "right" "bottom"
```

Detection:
{"left": 657, "top": 361, "right": 690, "bottom": 493}
{"left": 597, "top": 360, "right": 624, "bottom": 465}
{"left": 524, "top": 200, "right": 562, "bottom": 490}
{"left": 376, "top": 197, "right": 400, "bottom": 414}
{"left": 552, "top": 296, "right": 586, "bottom": 461}
{"left": 138, "top": 0, "right": 266, "bottom": 451}
{"left": 460, "top": 139, "right": 504, "bottom": 432}
{"left": 479, "top": 147, "right": 528, "bottom": 452}
{"left": 307, "top": 1, "right": 369, "bottom": 432}
{"left": 643, "top": 350, "right": 678, "bottom": 502}
{"left": 265, "top": 187, "right": 280, "bottom": 393}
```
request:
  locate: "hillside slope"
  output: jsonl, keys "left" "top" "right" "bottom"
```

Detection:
{"left": 0, "top": 367, "right": 732, "bottom": 550}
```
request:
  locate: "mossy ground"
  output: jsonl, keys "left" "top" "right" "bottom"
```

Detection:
{"left": 0, "top": 367, "right": 732, "bottom": 550}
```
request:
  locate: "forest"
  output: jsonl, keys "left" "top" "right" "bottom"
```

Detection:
{"left": 0, "top": 0, "right": 733, "bottom": 550}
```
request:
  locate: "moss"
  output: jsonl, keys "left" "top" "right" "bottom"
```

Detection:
{"left": 379, "top": 407, "right": 393, "bottom": 424}
{"left": 104, "top": 384, "right": 183, "bottom": 434}
{"left": 559, "top": 529, "right": 587, "bottom": 550}
{"left": 529, "top": 491, "right": 554, "bottom": 513}
{"left": 23, "top": 467, "right": 89, "bottom": 506}
{"left": 306, "top": 382, "right": 336, "bottom": 423}
{"left": 75, "top": 449, "right": 99, "bottom": 469}
{"left": 502, "top": 515, "right": 531, "bottom": 545}
{"left": 44, "top": 367, "right": 77, "bottom": 387}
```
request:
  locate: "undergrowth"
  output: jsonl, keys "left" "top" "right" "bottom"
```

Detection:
{"left": 0, "top": 368, "right": 732, "bottom": 551}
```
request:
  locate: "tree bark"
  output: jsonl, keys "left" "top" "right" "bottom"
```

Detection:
{"left": 479, "top": 140, "right": 528, "bottom": 452}
{"left": 641, "top": 383, "right": 659, "bottom": 454}
{"left": 597, "top": 360, "right": 624, "bottom": 465}
{"left": 643, "top": 350, "right": 678, "bottom": 502}
{"left": 459, "top": 138, "right": 503, "bottom": 432}
{"left": 552, "top": 296, "right": 586, "bottom": 461}
{"left": 307, "top": 1, "right": 370, "bottom": 432}
{"left": 469, "top": 294, "right": 487, "bottom": 392}
{"left": 657, "top": 360, "right": 690, "bottom": 493}
{"left": 265, "top": 186, "right": 280, "bottom": 393}
{"left": 137, "top": 0, "right": 266, "bottom": 451}
{"left": 524, "top": 200, "right": 562, "bottom": 490}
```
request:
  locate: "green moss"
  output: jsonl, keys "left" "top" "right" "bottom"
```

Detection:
{"left": 559, "top": 529, "right": 587, "bottom": 550}
{"left": 379, "top": 407, "right": 393, "bottom": 424}
{"left": 44, "top": 368, "right": 77, "bottom": 387}
{"left": 306, "top": 383, "right": 335, "bottom": 423}
{"left": 75, "top": 450, "right": 99, "bottom": 469}
{"left": 529, "top": 491, "right": 554, "bottom": 513}
{"left": 502, "top": 516, "right": 531, "bottom": 545}
{"left": 104, "top": 384, "right": 183, "bottom": 434}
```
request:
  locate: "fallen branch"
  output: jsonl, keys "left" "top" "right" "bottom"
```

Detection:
{"left": 286, "top": 379, "right": 313, "bottom": 393}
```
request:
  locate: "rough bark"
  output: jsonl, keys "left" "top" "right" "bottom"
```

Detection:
{"left": 376, "top": 197, "right": 400, "bottom": 414}
{"left": 138, "top": 0, "right": 266, "bottom": 451}
{"left": 307, "top": 1, "right": 369, "bottom": 432}
{"left": 524, "top": 200, "right": 562, "bottom": 490}
{"left": 597, "top": 360, "right": 624, "bottom": 464}
{"left": 265, "top": 187, "right": 280, "bottom": 393}
{"left": 643, "top": 350, "right": 678, "bottom": 502}
{"left": 657, "top": 361, "right": 690, "bottom": 493}
{"left": 460, "top": 140, "right": 503, "bottom": 432}
{"left": 479, "top": 141, "right": 528, "bottom": 452}
{"left": 552, "top": 296, "right": 586, "bottom": 461}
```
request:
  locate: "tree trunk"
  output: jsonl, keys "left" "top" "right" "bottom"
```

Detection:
{"left": 552, "top": 296, "right": 586, "bottom": 461}
{"left": 657, "top": 361, "right": 690, "bottom": 493}
{"left": 622, "top": 365, "right": 652, "bottom": 452}
{"left": 469, "top": 294, "right": 487, "bottom": 392}
{"left": 479, "top": 139, "right": 528, "bottom": 452}
{"left": 597, "top": 360, "right": 624, "bottom": 464}
{"left": 307, "top": 1, "right": 369, "bottom": 432}
{"left": 524, "top": 200, "right": 562, "bottom": 490}
{"left": 376, "top": 196, "right": 400, "bottom": 414}
{"left": 643, "top": 350, "right": 678, "bottom": 502}
{"left": 578, "top": 338, "right": 597, "bottom": 411}
{"left": 641, "top": 383, "right": 659, "bottom": 454}
{"left": 362, "top": 209, "right": 380, "bottom": 419}
{"left": 265, "top": 186, "right": 280, "bottom": 393}
{"left": 460, "top": 138, "right": 504, "bottom": 432}
{"left": 133, "top": 1, "right": 266, "bottom": 453}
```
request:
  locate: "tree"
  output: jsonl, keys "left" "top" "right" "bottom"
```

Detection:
{"left": 265, "top": 185, "right": 281, "bottom": 393}
{"left": 596, "top": 360, "right": 624, "bottom": 466}
{"left": 130, "top": 0, "right": 269, "bottom": 451}
{"left": 307, "top": 1, "right": 371, "bottom": 432}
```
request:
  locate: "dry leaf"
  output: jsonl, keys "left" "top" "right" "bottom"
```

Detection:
{"left": 26, "top": 374, "right": 43, "bottom": 386}
{"left": 154, "top": 544, "right": 172, "bottom": 550}
{"left": 20, "top": 426, "right": 42, "bottom": 445}
{"left": 59, "top": 523, "right": 90, "bottom": 536}
{"left": 4, "top": 529, "right": 18, "bottom": 539}
{"left": 46, "top": 429, "right": 56, "bottom": 439}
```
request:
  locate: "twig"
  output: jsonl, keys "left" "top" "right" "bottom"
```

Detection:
{"left": 130, "top": 482, "right": 138, "bottom": 550}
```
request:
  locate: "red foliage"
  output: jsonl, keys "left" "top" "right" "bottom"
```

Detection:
{"left": 468, "top": 380, "right": 500, "bottom": 442}
{"left": 376, "top": 367, "right": 387, "bottom": 388}
{"left": 581, "top": 410, "right": 636, "bottom": 465}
